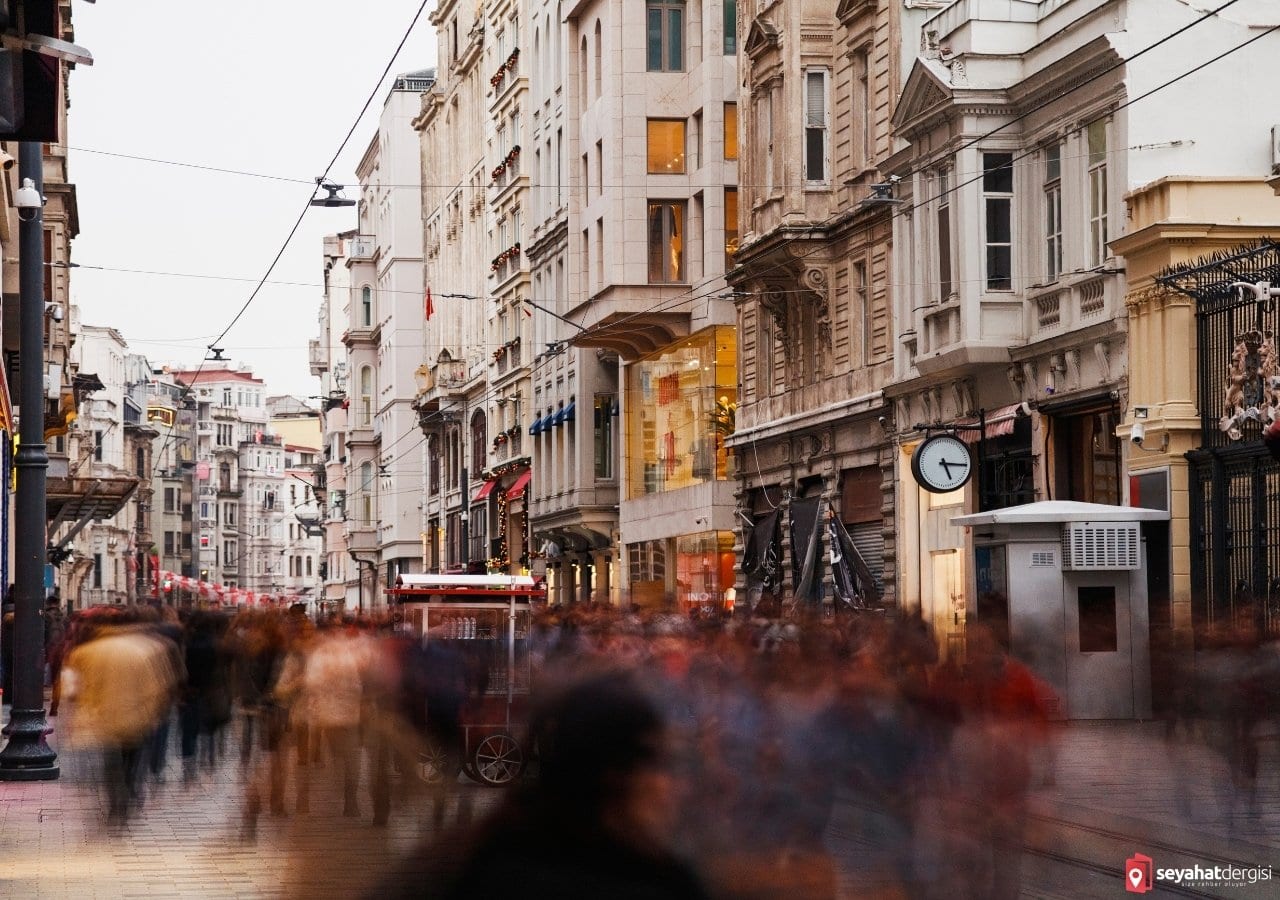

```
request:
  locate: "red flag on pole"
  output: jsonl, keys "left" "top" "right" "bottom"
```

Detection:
{"left": 425, "top": 285, "right": 435, "bottom": 321}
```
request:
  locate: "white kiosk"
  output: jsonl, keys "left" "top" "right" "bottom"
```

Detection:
{"left": 951, "top": 501, "right": 1169, "bottom": 720}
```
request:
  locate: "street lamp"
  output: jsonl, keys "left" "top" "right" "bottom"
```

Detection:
{"left": 310, "top": 178, "right": 356, "bottom": 208}
{"left": 0, "top": 142, "right": 58, "bottom": 780}
{"left": 348, "top": 549, "right": 377, "bottom": 613}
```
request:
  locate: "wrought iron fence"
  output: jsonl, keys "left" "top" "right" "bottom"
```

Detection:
{"left": 1160, "top": 240, "right": 1280, "bottom": 640}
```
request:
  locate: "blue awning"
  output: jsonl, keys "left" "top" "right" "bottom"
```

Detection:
{"left": 528, "top": 415, "right": 543, "bottom": 436}
{"left": 553, "top": 400, "right": 576, "bottom": 427}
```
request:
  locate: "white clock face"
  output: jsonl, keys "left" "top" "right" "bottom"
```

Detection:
{"left": 912, "top": 435, "right": 973, "bottom": 493}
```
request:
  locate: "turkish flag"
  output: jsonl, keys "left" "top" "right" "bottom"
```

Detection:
{"left": 425, "top": 285, "right": 435, "bottom": 321}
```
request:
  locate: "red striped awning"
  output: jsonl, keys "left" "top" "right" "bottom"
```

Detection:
{"left": 506, "top": 470, "right": 531, "bottom": 500}
{"left": 473, "top": 479, "right": 498, "bottom": 502}
{"left": 959, "top": 404, "right": 1021, "bottom": 444}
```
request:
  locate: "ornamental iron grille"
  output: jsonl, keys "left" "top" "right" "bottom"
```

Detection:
{"left": 1156, "top": 240, "right": 1280, "bottom": 641}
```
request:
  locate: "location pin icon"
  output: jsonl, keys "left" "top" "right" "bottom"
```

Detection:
{"left": 1129, "top": 867, "right": 1144, "bottom": 888}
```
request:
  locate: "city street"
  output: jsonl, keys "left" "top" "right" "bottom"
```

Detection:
{"left": 2, "top": 714, "right": 1276, "bottom": 898}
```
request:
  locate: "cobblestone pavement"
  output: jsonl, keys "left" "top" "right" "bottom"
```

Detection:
{"left": 0, "top": 714, "right": 496, "bottom": 900}
{"left": 3, "top": 714, "right": 1279, "bottom": 898}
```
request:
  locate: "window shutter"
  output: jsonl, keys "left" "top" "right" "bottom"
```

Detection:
{"left": 805, "top": 71, "right": 825, "bottom": 126}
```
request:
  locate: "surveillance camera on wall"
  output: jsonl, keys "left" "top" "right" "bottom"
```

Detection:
{"left": 0, "top": 152, "right": 15, "bottom": 171}
{"left": 46, "top": 302, "right": 64, "bottom": 322}
{"left": 1131, "top": 421, "right": 1146, "bottom": 445}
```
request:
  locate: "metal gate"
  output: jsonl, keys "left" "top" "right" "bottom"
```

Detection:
{"left": 1158, "top": 240, "right": 1280, "bottom": 642}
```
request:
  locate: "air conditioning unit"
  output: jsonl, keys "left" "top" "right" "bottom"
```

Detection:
{"left": 1061, "top": 522, "right": 1140, "bottom": 571}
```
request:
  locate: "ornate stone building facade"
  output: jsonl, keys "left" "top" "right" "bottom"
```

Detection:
{"left": 729, "top": 0, "right": 909, "bottom": 612}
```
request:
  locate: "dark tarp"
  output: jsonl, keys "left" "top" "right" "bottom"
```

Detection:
{"left": 789, "top": 497, "right": 823, "bottom": 605}
{"left": 827, "top": 501, "right": 881, "bottom": 610}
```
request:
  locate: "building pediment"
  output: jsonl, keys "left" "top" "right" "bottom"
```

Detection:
{"left": 890, "top": 58, "right": 953, "bottom": 133}
{"left": 745, "top": 18, "right": 780, "bottom": 61}
{"left": 836, "top": 0, "right": 875, "bottom": 24}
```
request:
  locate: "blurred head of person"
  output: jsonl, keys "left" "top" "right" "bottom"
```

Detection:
{"left": 531, "top": 668, "right": 678, "bottom": 845}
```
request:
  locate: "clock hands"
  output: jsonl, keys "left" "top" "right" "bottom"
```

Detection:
{"left": 938, "top": 458, "right": 962, "bottom": 477}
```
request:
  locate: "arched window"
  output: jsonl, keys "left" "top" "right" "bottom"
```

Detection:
{"left": 533, "top": 29, "right": 540, "bottom": 103}
{"left": 470, "top": 409, "right": 487, "bottom": 475}
{"left": 359, "top": 365, "right": 374, "bottom": 425}
{"left": 360, "top": 462, "right": 374, "bottom": 525}
{"left": 361, "top": 286, "right": 373, "bottom": 327}
{"left": 580, "top": 36, "right": 588, "bottom": 105}
{"left": 594, "top": 19, "right": 602, "bottom": 98}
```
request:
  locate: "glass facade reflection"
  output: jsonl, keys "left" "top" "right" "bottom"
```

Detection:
{"left": 625, "top": 326, "right": 737, "bottom": 497}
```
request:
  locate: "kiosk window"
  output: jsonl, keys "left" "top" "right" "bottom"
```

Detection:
{"left": 1078, "top": 586, "right": 1117, "bottom": 652}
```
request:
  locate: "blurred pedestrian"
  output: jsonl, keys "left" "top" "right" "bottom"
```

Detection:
{"left": 367, "top": 667, "right": 709, "bottom": 900}
{"left": 61, "top": 609, "right": 180, "bottom": 824}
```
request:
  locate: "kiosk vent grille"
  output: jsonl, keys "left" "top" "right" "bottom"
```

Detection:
{"left": 1061, "top": 522, "right": 1140, "bottom": 570}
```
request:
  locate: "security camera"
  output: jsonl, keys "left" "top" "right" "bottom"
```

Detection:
{"left": 0, "top": 152, "right": 14, "bottom": 171}
{"left": 1016, "top": 401, "right": 1034, "bottom": 417}
{"left": 14, "top": 177, "right": 42, "bottom": 221}
{"left": 45, "top": 302, "right": 63, "bottom": 322}
{"left": 1130, "top": 421, "right": 1146, "bottom": 445}
{"left": 877, "top": 415, "right": 888, "bottom": 427}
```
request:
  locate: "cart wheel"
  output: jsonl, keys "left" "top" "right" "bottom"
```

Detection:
{"left": 470, "top": 732, "right": 523, "bottom": 786}
{"left": 417, "top": 740, "right": 458, "bottom": 785}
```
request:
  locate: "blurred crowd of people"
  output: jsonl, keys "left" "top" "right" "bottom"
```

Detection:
{"left": 39, "top": 597, "right": 1280, "bottom": 899}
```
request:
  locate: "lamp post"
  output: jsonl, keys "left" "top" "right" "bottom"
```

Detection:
{"left": 0, "top": 142, "right": 58, "bottom": 780}
{"left": 348, "top": 549, "right": 377, "bottom": 614}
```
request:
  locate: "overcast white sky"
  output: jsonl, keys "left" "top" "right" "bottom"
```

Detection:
{"left": 67, "top": 0, "right": 438, "bottom": 398}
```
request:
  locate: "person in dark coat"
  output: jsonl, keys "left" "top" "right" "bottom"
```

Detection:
{"left": 365, "top": 667, "right": 710, "bottom": 900}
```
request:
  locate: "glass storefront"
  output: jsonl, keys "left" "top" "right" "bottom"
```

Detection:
{"left": 625, "top": 325, "right": 737, "bottom": 498}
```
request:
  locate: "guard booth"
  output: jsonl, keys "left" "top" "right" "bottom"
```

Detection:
{"left": 951, "top": 501, "right": 1169, "bottom": 720}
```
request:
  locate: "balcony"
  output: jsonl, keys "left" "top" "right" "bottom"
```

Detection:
{"left": 308, "top": 338, "right": 327, "bottom": 376}
{"left": 1027, "top": 275, "right": 1117, "bottom": 340}
{"left": 348, "top": 234, "right": 375, "bottom": 259}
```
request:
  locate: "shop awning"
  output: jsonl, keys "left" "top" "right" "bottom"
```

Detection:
{"left": 507, "top": 470, "right": 531, "bottom": 500}
{"left": 473, "top": 478, "right": 498, "bottom": 502}
{"left": 958, "top": 403, "right": 1021, "bottom": 444}
{"left": 553, "top": 400, "right": 576, "bottom": 427}
{"left": 529, "top": 415, "right": 544, "bottom": 436}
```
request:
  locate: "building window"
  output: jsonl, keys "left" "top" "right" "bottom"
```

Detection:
{"left": 163, "top": 532, "right": 176, "bottom": 556}
{"left": 593, "top": 19, "right": 602, "bottom": 97}
{"left": 982, "top": 152, "right": 1014, "bottom": 291}
{"left": 804, "top": 69, "right": 829, "bottom": 183}
{"left": 723, "top": 0, "right": 736, "bottom": 55}
{"left": 1044, "top": 143, "right": 1063, "bottom": 282}
{"left": 1088, "top": 120, "right": 1108, "bottom": 267}
{"left": 359, "top": 365, "right": 374, "bottom": 425}
{"left": 224, "top": 540, "right": 237, "bottom": 567}
{"left": 594, "top": 394, "right": 615, "bottom": 479}
{"left": 647, "top": 119, "right": 686, "bottom": 173}
{"left": 164, "top": 487, "right": 178, "bottom": 513}
{"left": 723, "top": 102, "right": 737, "bottom": 161}
{"left": 470, "top": 410, "right": 487, "bottom": 475}
{"left": 93, "top": 553, "right": 102, "bottom": 589}
{"left": 646, "top": 0, "right": 684, "bottom": 72}
{"left": 724, "top": 187, "right": 738, "bottom": 271}
{"left": 223, "top": 388, "right": 232, "bottom": 406}
{"left": 361, "top": 286, "right": 373, "bottom": 327}
{"left": 936, "top": 169, "right": 953, "bottom": 301}
{"left": 93, "top": 430, "right": 104, "bottom": 462}
{"left": 647, "top": 201, "right": 686, "bottom": 283}
{"left": 359, "top": 462, "right": 374, "bottom": 526}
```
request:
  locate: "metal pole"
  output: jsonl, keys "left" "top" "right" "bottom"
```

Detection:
{"left": 0, "top": 142, "right": 59, "bottom": 780}
{"left": 460, "top": 396, "right": 469, "bottom": 572}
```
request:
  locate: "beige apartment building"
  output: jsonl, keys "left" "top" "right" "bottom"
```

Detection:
{"left": 415, "top": 0, "right": 495, "bottom": 574}
{"left": 561, "top": 0, "right": 740, "bottom": 610}
{"left": 524, "top": 0, "right": 621, "bottom": 604}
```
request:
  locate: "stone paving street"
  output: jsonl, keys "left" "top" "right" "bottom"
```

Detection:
{"left": 2, "top": 714, "right": 1279, "bottom": 898}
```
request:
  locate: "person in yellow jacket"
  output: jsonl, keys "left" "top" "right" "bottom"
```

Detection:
{"left": 61, "top": 610, "right": 181, "bottom": 824}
